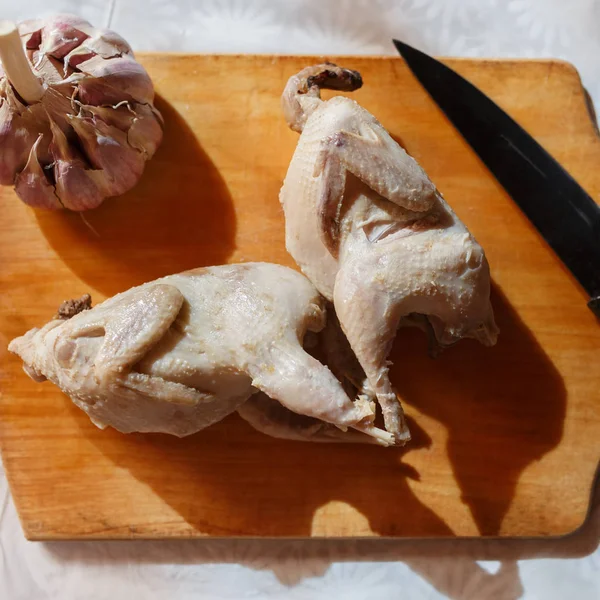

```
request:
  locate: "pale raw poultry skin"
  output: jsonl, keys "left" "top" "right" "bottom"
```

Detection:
{"left": 9, "top": 263, "right": 393, "bottom": 445}
{"left": 280, "top": 64, "right": 499, "bottom": 444}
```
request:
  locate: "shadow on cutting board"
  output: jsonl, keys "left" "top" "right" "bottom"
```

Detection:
{"left": 390, "top": 283, "right": 567, "bottom": 536}
{"left": 50, "top": 276, "right": 572, "bottom": 599}
{"left": 35, "top": 95, "right": 236, "bottom": 297}
{"left": 79, "top": 282, "right": 565, "bottom": 539}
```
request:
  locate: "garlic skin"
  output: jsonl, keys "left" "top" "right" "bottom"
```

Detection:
{"left": 0, "top": 15, "right": 163, "bottom": 210}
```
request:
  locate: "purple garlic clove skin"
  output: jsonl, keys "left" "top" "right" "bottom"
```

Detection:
{"left": 38, "top": 14, "right": 92, "bottom": 59}
{"left": 0, "top": 14, "right": 164, "bottom": 210}
{"left": 127, "top": 103, "right": 163, "bottom": 158}
{"left": 31, "top": 52, "right": 66, "bottom": 84}
{"left": 0, "top": 98, "right": 38, "bottom": 185}
{"left": 14, "top": 135, "right": 61, "bottom": 209}
{"left": 48, "top": 118, "right": 104, "bottom": 211}
{"left": 18, "top": 19, "right": 45, "bottom": 50}
{"left": 64, "top": 28, "right": 133, "bottom": 69}
{"left": 77, "top": 55, "right": 154, "bottom": 105}
{"left": 2, "top": 78, "right": 27, "bottom": 112}
{"left": 68, "top": 114, "right": 145, "bottom": 196}
{"left": 54, "top": 160, "right": 106, "bottom": 211}
{"left": 28, "top": 87, "right": 74, "bottom": 136}
{"left": 80, "top": 103, "right": 136, "bottom": 131}
{"left": 87, "top": 29, "right": 132, "bottom": 57}
{"left": 82, "top": 103, "right": 163, "bottom": 159}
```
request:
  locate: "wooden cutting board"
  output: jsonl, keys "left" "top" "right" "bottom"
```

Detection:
{"left": 0, "top": 55, "right": 599, "bottom": 540}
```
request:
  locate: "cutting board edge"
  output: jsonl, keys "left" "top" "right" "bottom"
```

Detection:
{"left": 137, "top": 51, "right": 583, "bottom": 70}
{"left": 14, "top": 459, "right": 598, "bottom": 542}
{"left": 140, "top": 52, "right": 599, "bottom": 141}
{"left": 21, "top": 512, "right": 594, "bottom": 542}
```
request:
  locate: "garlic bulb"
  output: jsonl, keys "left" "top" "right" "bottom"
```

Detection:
{"left": 0, "top": 15, "right": 163, "bottom": 210}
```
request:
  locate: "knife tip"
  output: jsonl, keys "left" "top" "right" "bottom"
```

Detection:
{"left": 392, "top": 38, "right": 406, "bottom": 53}
{"left": 392, "top": 39, "right": 429, "bottom": 62}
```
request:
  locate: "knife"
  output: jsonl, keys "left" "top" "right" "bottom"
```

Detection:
{"left": 393, "top": 39, "right": 600, "bottom": 317}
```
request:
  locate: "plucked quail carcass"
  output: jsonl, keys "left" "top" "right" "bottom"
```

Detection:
{"left": 238, "top": 307, "right": 382, "bottom": 445}
{"left": 280, "top": 64, "right": 499, "bottom": 444}
{"left": 0, "top": 15, "right": 162, "bottom": 210}
{"left": 9, "top": 263, "right": 393, "bottom": 445}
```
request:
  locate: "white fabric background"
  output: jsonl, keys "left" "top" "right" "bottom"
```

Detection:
{"left": 1, "top": 1, "right": 599, "bottom": 598}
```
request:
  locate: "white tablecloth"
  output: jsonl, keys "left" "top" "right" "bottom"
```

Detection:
{"left": 1, "top": 1, "right": 599, "bottom": 598}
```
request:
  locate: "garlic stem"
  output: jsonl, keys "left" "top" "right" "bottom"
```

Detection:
{"left": 0, "top": 20, "right": 44, "bottom": 103}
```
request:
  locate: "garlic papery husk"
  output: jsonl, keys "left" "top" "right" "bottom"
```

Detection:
{"left": 36, "top": 14, "right": 93, "bottom": 59}
{"left": 64, "top": 28, "right": 132, "bottom": 69}
{"left": 0, "top": 95, "right": 37, "bottom": 184}
{"left": 76, "top": 55, "right": 155, "bottom": 105}
{"left": 14, "top": 134, "right": 61, "bottom": 209}
{"left": 83, "top": 103, "right": 163, "bottom": 158}
{"left": 48, "top": 117, "right": 104, "bottom": 211}
{"left": 0, "top": 15, "right": 163, "bottom": 211}
{"left": 67, "top": 114, "right": 145, "bottom": 196}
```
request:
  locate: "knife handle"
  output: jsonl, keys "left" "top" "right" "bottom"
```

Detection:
{"left": 588, "top": 297, "right": 600, "bottom": 319}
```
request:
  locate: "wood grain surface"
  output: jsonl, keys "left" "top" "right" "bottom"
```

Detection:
{"left": 0, "top": 55, "right": 599, "bottom": 540}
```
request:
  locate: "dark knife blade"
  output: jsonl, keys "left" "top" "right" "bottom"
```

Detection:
{"left": 393, "top": 39, "right": 600, "bottom": 316}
